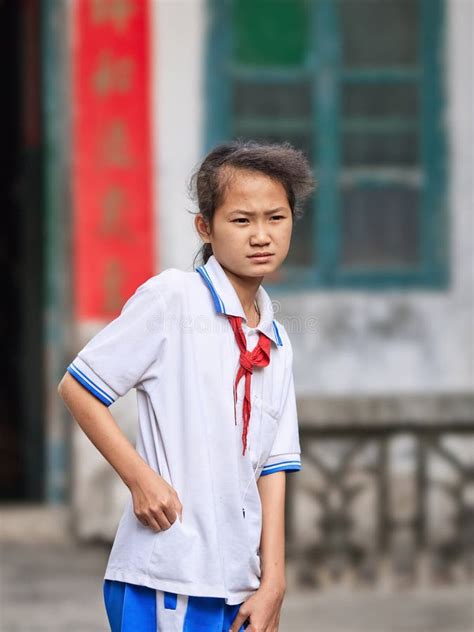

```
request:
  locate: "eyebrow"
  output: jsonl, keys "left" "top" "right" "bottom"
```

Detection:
{"left": 228, "top": 207, "right": 288, "bottom": 216}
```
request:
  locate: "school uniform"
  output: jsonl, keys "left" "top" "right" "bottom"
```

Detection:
{"left": 67, "top": 254, "right": 302, "bottom": 629}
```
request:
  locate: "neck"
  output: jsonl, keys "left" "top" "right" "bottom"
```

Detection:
{"left": 221, "top": 264, "right": 263, "bottom": 315}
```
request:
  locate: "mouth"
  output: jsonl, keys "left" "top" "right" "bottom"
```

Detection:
{"left": 248, "top": 253, "right": 274, "bottom": 261}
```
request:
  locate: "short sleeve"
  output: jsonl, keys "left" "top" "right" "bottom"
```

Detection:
{"left": 260, "top": 334, "right": 302, "bottom": 476}
{"left": 66, "top": 276, "right": 166, "bottom": 406}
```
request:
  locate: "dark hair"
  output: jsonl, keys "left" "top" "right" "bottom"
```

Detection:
{"left": 187, "top": 138, "right": 317, "bottom": 268}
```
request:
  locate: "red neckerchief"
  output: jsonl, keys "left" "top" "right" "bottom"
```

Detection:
{"left": 227, "top": 315, "right": 271, "bottom": 455}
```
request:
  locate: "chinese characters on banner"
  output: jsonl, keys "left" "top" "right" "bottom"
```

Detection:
{"left": 72, "top": 0, "right": 154, "bottom": 319}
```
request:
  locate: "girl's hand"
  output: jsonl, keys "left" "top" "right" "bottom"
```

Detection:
{"left": 229, "top": 582, "right": 285, "bottom": 632}
{"left": 128, "top": 466, "right": 183, "bottom": 532}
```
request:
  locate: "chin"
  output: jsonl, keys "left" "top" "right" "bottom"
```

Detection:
{"left": 246, "top": 260, "right": 278, "bottom": 275}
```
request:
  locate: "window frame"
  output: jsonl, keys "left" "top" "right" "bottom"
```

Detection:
{"left": 204, "top": 0, "right": 448, "bottom": 291}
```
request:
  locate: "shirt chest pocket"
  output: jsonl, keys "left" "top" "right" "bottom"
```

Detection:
{"left": 247, "top": 394, "right": 280, "bottom": 469}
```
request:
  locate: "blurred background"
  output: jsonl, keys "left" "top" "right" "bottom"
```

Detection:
{"left": 1, "top": 0, "right": 473, "bottom": 630}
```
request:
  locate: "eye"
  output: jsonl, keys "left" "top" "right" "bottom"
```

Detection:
{"left": 232, "top": 218, "right": 249, "bottom": 224}
{"left": 271, "top": 215, "right": 285, "bottom": 220}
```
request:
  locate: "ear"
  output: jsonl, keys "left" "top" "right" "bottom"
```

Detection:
{"left": 195, "top": 214, "right": 211, "bottom": 243}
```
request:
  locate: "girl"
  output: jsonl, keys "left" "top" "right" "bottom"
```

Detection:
{"left": 58, "top": 139, "right": 316, "bottom": 632}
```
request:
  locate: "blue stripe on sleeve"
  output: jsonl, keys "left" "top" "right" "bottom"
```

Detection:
{"left": 67, "top": 364, "right": 114, "bottom": 406}
{"left": 69, "top": 362, "right": 115, "bottom": 403}
{"left": 260, "top": 460, "right": 301, "bottom": 476}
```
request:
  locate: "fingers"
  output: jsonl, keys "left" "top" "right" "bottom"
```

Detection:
{"left": 160, "top": 491, "right": 183, "bottom": 525}
{"left": 229, "top": 607, "right": 250, "bottom": 632}
{"left": 137, "top": 508, "right": 168, "bottom": 532}
{"left": 135, "top": 488, "right": 183, "bottom": 532}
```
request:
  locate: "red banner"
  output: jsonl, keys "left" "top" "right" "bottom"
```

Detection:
{"left": 72, "top": 0, "right": 155, "bottom": 319}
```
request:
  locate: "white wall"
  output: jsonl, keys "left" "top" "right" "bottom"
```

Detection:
{"left": 152, "top": 0, "right": 206, "bottom": 273}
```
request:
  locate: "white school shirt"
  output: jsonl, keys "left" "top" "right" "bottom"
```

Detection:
{"left": 66, "top": 254, "right": 302, "bottom": 605}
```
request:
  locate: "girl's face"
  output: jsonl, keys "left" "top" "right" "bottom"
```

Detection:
{"left": 196, "top": 168, "right": 293, "bottom": 280}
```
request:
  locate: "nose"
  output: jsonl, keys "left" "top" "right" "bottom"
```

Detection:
{"left": 250, "top": 223, "right": 271, "bottom": 245}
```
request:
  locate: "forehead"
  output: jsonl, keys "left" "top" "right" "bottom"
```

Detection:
{"left": 218, "top": 167, "right": 289, "bottom": 209}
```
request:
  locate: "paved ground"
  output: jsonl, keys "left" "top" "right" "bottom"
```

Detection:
{"left": 1, "top": 505, "right": 473, "bottom": 632}
{"left": 1, "top": 541, "right": 473, "bottom": 632}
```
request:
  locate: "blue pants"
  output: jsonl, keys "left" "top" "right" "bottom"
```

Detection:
{"left": 103, "top": 579, "right": 250, "bottom": 631}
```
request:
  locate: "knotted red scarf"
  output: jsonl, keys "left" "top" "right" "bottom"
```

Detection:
{"left": 227, "top": 315, "right": 271, "bottom": 455}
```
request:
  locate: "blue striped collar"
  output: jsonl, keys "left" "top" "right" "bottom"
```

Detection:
{"left": 196, "top": 254, "right": 283, "bottom": 347}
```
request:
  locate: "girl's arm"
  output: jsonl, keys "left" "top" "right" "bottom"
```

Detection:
{"left": 58, "top": 372, "right": 183, "bottom": 530}
{"left": 257, "top": 470, "right": 287, "bottom": 593}
{"left": 229, "top": 472, "right": 287, "bottom": 631}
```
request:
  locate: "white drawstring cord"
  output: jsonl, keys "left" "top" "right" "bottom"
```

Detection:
{"left": 241, "top": 397, "right": 263, "bottom": 509}
{"left": 241, "top": 370, "right": 265, "bottom": 517}
{"left": 237, "top": 314, "right": 264, "bottom": 517}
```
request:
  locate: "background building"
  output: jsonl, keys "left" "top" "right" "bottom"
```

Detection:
{"left": 2, "top": 0, "right": 473, "bottom": 603}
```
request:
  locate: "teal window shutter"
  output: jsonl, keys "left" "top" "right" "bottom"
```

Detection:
{"left": 205, "top": 0, "right": 448, "bottom": 289}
